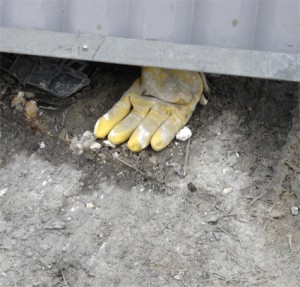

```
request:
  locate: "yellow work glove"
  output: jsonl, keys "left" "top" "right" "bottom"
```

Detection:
{"left": 94, "top": 67, "right": 207, "bottom": 152}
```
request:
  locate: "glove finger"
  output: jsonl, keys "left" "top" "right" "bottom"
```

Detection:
{"left": 94, "top": 79, "right": 142, "bottom": 139}
{"left": 108, "top": 93, "right": 157, "bottom": 145}
{"left": 151, "top": 114, "right": 187, "bottom": 151}
{"left": 151, "top": 94, "right": 199, "bottom": 151}
{"left": 127, "top": 106, "right": 170, "bottom": 152}
{"left": 108, "top": 110, "right": 148, "bottom": 145}
{"left": 94, "top": 95, "right": 131, "bottom": 138}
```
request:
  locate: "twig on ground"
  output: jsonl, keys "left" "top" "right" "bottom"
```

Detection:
{"left": 264, "top": 202, "right": 280, "bottom": 230}
{"left": 288, "top": 234, "right": 293, "bottom": 253}
{"left": 219, "top": 213, "right": 277, "bottom": 222}
{"left": 182, "top": 137, "right": 191, "bottom": 177}
{"left": 215, "top": 227, "right": 234, "bottom": 239}
{"left": 113, "top": 154, "right": 165, "bottom": 184}
{"left": 39, "top": 105, "right": 58, "bottom": 110}
{"left": 61, "top": 107, "right": 69, "bottom": 126}
{"left": 212, "top": 271, "right": 229, "bottom": 281}
{"left": 114, "top": 156, "right": 146, "bottom": 177}
{"left": 61, "top": 271, "right": 69, "bottom": 287}
{"left": 185, "top": 208, "right": 196, "bottom": 223}
{"left": 249, "top": 193, "right": 265, "bottom": 206}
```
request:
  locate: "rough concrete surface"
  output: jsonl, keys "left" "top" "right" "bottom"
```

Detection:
{"left": 0, "top": 63, "right": 299, "bottom": 287}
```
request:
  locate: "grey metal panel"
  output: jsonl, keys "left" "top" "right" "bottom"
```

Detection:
{"left": 1, "top": 27, "right": 299, "bottom": 82}
{"left": 0, "top": 0, "right": 299, "bottom": 54}
{"left": 63, "top": 0, "right": 129, "bottom": 37}
{"left": 126, "top": 0, "right": 195, "bottom": 43}
{"left": 254, "top": 0, "right": 300, "bottom": 53}
{"left": 191, "top": 0, "right": 260, "bottom": 49}
{"left": 1, "top": 0, "right": 64, "bottom": 31}
{"left": 0, "top": 1, "right": 299, "bottom": 81}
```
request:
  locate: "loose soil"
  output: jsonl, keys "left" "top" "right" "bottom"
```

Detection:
{"left": 0, "top": 62, "right": 299, "bottom": 287}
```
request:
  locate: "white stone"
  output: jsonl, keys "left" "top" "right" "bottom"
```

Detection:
{"left": 0, "top": 188, "right": 8, "bottom": 197}
{"left": 176, "top": 126, "right": 192, "bottom": 141}
{"left": 39, "top": 142, "right": 46, "bottom": 149}
{"left": 86, "top": 202, "right": 95, "bottom": 209}
{"left": 103, "top": 140, "right": 116, "bottom": 148}
{"left": 174, "top": 271, "right": 185, "bottom": 280}
{"left": 222, "top": 187, "right": 233, "bottom": 194}
{"left": 90, "top": 142, "right": 101, "bottom": 150}
{"left": 291, "top": 206, "right": 299, "bottom": 216}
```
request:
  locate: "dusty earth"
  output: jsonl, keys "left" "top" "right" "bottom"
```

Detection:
{"left": 0, "top": 59, "right": 299, "bottom": 287}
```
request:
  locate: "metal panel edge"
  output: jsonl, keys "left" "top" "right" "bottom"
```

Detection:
{"left": 0, "top": 27, "right": 299, "bottom": 82}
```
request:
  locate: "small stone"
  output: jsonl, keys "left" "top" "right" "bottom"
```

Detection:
{"left": 39, "top": 142, "right": 46, "bottom": 149}
{"left": 103, "top": 140, "right": 116, "bottom": 148}
{"left": 207, "top": 216, "right": 218, "bottom": 225}
{"left": 222, "top": 187, "right": 233, "bottom": 194}
{"left": 176, "top": 126, "right": 192, "bottom": 141}
{"left": 86, "top": 202, "right": 95, "bottom": 209}
{"left": 70, "top": 131, "right": 95, "bottom": 155}
{"left": 24, "top": 100, "right": 39, "bottom": 120}
{"left": 70, "top": 136, "right": 81, "bottom": 155}
{"left": 81, "top": 131, "right": 96, "bottom": 149}
{"left": 58, "top": 129, "right": 70, "bottom": 144}
{"left": 0, "top": 188, "right": 8, "bottom": 197}
{"left": 15, "top": 103, "right": 24, "bottom": 113}
{"left": 223, "top": 167, "right": 233, "bottom": 174}
{"left": 200, "top": 94, "right": 208, "bottom": 105}
{"left": 90, "top": 142, "right": 101, "bottom": 150}
{"left": 11, "top": 91, "right": 25, "bottom": 107}
{"left": 291, "top": 206, "right": 299, "bottom": 216}
{"left": 270, "top": 209, "right": 285, "bottom": 219}
{"left": 174, "top": 271, "right": 185, "bottom": 280}
{"left": 188, "top": 182, "right": 197, "bottom": 192}
{"left": 112, "top": 152, "right": 119, "bottom": 158}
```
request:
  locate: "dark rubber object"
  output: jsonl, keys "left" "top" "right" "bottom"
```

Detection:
{"left": 0, "top": 53, "right": 90, "bottom": 98}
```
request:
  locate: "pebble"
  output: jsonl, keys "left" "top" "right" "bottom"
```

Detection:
{"left": 90, "top": 142, "right": 101, "bottom": 150}
{"left": 24, "top": 100, "right": 39, "bottom": 120}
{"left": 103, "top": 140, "right": 116, "bottom": 148}
{"left": 222, "top": 187, "right": 233, "bottom": 194}
{"left": 207, "top": 216, "right": 218, "bottom": 225}
{"left": 81, "top": 131, "right": 96, "bottom": 149}
{"left": 0, "top": 188, "right": 8, "bottom": 198}
{"left": 187, "top": 182, "right": 197, "bottom": 192}
{"left": 86, "top": 202, "right": 95, "bottom": 209}
{"left": 70, "top": 131, "right": 95, "bottom": 155}
{"left": 176, "top": 126, "right": 192, "bottom": 141}
{"left": 112, "top": 152, "right": 119, "bottom": 158}
{"left": 291, "top": 206, "right": 299, "bottom": 216}
{"left": 223, "top": 167, "right": 233, "bottom": 174}
{"left": 174, "top": 271, "right": 185, "bottom": 280}
{"left": 15, "top": 103, "right": 24, "bottom": 113}
{"left": 39, "top": 142, "right": 46, "bottom": 149}
{"left": 11, "top": 91, "right": 25, "bottom": 107}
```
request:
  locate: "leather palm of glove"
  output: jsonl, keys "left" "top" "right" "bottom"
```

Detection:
{"left": 94, "top": 67, "right": 207, "bottom": 152}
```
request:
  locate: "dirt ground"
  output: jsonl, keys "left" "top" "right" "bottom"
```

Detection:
{"left": 0, "top": 60, "right": 299, "bottom": 287}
